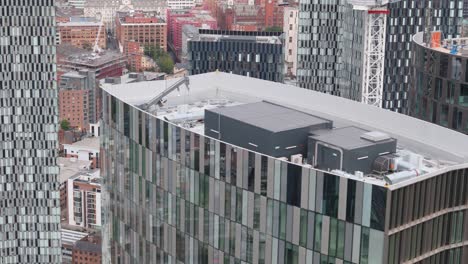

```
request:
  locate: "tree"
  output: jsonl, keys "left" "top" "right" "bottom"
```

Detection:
{"left": 265, "top": 26, "right": 282, "bottom": 32}
{"left": 82, "top": 42, "right": 93, "bottom": 51}
{"left": 158, "top": 54, "right": 174, "bottom": 74}
{"left": 60, "top": 119, "right": 70, "bottom": 131}
{"left": 144, "top": 45, "right": 174, "bottom": 74}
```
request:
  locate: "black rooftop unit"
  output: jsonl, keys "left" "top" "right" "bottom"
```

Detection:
{"left": 308, "top": 126, "right": 397, "bottom": 174}
{"left": 204, "top": 101, "right": 332, "bottom": 158}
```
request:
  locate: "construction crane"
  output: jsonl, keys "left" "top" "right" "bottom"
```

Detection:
{"left": 348, "top": 0, "right": 401, "bottom": 108}
{"left": 141, "top": 76, "right": 190, "bottom": 110}
{"left": 93, "top": 4, "right": 106, "bottom": 54}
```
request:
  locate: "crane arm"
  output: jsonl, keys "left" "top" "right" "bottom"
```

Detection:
{"left": 143, "top": 77, "right": 190, "bottom": 110}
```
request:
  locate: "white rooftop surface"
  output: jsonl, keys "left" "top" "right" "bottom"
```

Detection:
{"left": 102, "top": 72, "right": 468, "bottom": 188}
{"left": 64, "top": 137, "right": 100, "bottom": 151}
{"left": 61, "top": 228, "right": 88, "bottom": 246}
{"left": 58, "top": 21, "right": 102, "bottom": 27}
{"left": 58, "top": 157, "right": 92, "bottom": 184}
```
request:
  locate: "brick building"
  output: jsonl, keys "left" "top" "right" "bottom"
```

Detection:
{"left": 167, "top": 9, "right": 217, "bottom": 59}
{"left": 57, "top": 21, "right": 106, "bottom": 50}
{"left": 116, "top": 10, "right": 167, "bottom": 52}
{"left": 264, "top": 0, "right": 285, "bottom": 29}
{"left": 72, "top": 233, "right": 102, "bottom": 264}
{"left": 59, "top": 70, "right": 97, "bottom": 131}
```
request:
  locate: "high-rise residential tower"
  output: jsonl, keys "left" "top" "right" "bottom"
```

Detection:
{"left": 297, "top": 0, "right": 463, "bottom": 113}
{"left": 0, "top": 0, "right": 62, "bottom": 263}
{"left": 101, "top": 73, "right": 468, "bottom": 263}
{"left": 409, "top": 32, "right": 468, "bottom": 134}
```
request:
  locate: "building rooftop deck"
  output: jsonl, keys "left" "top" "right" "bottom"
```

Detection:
{"left": 102, "top": 72, "right": 468, "bottom": 188}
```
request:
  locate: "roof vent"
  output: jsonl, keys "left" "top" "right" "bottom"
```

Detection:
{"left": 360, "top": 131, "right": 391, "bottom": 142}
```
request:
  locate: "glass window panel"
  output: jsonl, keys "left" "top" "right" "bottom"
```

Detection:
{"left": 314, "top": 214, "right": 322, "bottom": 251}
{"left": 323, "top": 174, "right": 339, "bottom": 217}
{"left": 285, "top": 163, "right": 302, "bottom": 207}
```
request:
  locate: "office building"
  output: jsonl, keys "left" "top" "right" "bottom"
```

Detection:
{"left": 0, "top": 0, "right": 62, "bottom": 262}
{"left": 101, "top": 73, "right": 468, "bottom": 263}
{"left": 409, "top": 31, "right": 468, "bottom": 134}
{"left": 297, "top": 0, "right": 463, "bottom": 112}
{"left": 116, "top": 10, "right": 167, "bottom": 52}
{"left": 57, "top": 20, "right": 106, "bottom": 50}
{"left": 187, "top": 30, "right": 284, "bottom": 82}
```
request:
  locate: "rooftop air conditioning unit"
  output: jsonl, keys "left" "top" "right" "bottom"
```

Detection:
{"left": 291, "top": 154, "right": 303, "bottom": 164}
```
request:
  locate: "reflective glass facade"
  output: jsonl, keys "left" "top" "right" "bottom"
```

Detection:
{"left": 0, "top": 0, "right": 62, "bottom": 262}
{"left": 297, "top": 0, "right": 345, "bottom": 95}
{"left": 297, "top": 0, "right": 463, "bottom": 113}
{"left": 410, "top": 32, "right": 468, "bottom": 134}
{"left": 188, "top": 31, "right": 284, "bottom": 83}
{"left": 101, "top": 87, "right": 468, "bottom": 263}
{"left": 384, "top": 0, "right": 464, "bottom": 113}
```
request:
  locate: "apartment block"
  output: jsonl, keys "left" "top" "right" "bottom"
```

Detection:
{"left": 283, "top": 6, "right": 298, "bottom": 78}
{"left": 67, "top": 173, "right": 102, "bottom": 229}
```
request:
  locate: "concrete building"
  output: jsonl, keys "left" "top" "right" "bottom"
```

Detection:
{"left": 57, "top": 20, "right": 106, "bottom": 50}
{"left": 57, "top": 44, "right": 127, "bottom": 79}
{"left": 187, "top": 29, "right": 284, "bottom": 82}
{"left": 67, "top": 172, "right": 102, "bottom": 229}
{"left": 409, "top": 31, "right": 468, "bottom": 134}
{"left": 167, "top": 9, "right": 218, "bottom": 59}
{"left": 72, "top": 233, "right": 102, "bottom": 264}
{"left": 283, "top": 6, "right": 298, "bottom": 78}
{"left": 63, "top": 137, "right": 100, "bottom": 170}
{"left": 116, "top": 10, "right": 167, "bottom": 52}
{"left": 101, "top": 73, "right": 468, "bottom": 263}
{"left": 84, "top": 0, "right": 166, "bottom": 32}
{"left": 0, "top": 1, "right": 62, "bottom": 262}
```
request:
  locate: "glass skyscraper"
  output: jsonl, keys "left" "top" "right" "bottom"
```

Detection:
{"left": 101, "top": 73, "right": 468, "bottom": 264}
{"left": 0, "top": 0, "right": 62, "bottom": 263}
{"left": 297, "top": 0, "right": 463, "bottom": 113}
